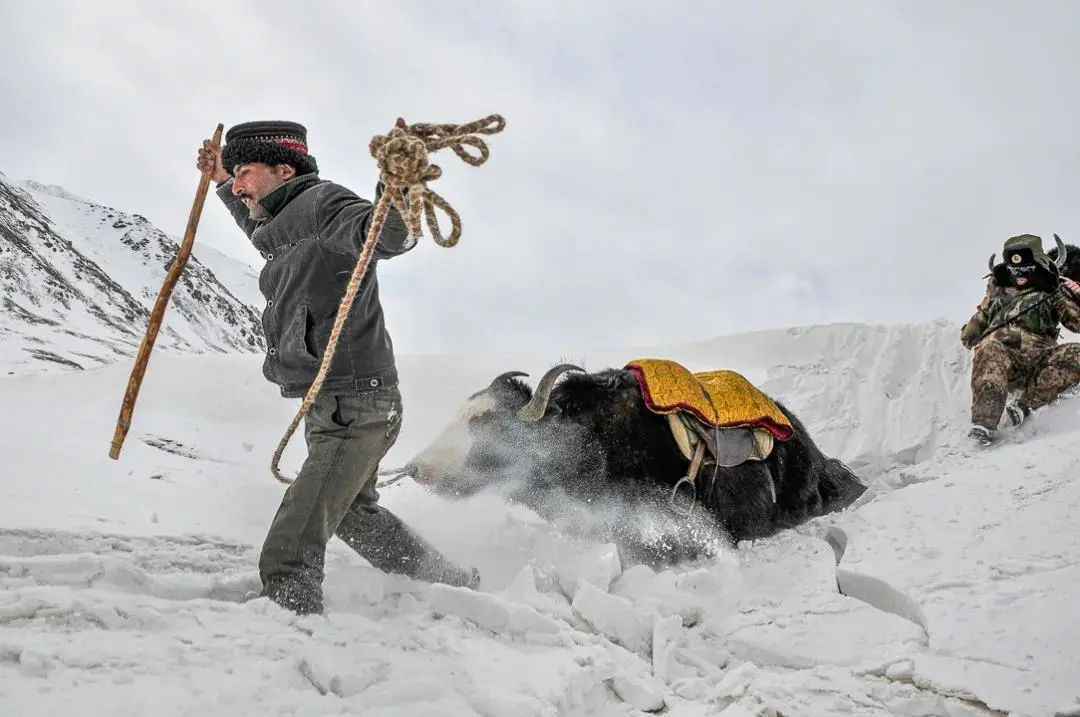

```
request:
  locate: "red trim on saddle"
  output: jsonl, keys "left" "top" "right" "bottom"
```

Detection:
{"left": 627, "top": 365, "right": 794, "bottom": 442}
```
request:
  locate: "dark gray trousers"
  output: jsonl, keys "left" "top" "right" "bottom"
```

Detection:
{"left": 259, "top": 388, "right": 473, "bottom": 614}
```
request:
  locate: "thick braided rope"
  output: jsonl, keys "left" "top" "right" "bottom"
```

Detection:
{"left": 270, "top": 114, "right": 505, "bottom": 484}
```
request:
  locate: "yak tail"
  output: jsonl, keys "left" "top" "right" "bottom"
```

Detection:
{"left": 819, "top": 458, "right": 866, "bottom": 512}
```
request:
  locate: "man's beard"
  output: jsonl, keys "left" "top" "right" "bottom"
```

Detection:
{"left": 243, "top": 197, "right": 270, "bottom": 221}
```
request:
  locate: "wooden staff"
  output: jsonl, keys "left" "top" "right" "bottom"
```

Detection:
{"left": 108, "top": 123, "right": 224, "bottom": 460}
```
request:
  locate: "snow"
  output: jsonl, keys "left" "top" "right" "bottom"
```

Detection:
{"left": 572, "top": 580, "right": 655, "bottom": 655}
{"left": 1, "top": 320, "right": 1079, "bottom": 716}
{"left": 191, "top": 243, "right": 263, "bottom": 308}
{"left": 0, "top": 177, "right": 262, "bottom": 374}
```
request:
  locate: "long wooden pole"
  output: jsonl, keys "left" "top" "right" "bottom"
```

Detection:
{"left": 109, "top": 123, "right": 224, "bottom": 460}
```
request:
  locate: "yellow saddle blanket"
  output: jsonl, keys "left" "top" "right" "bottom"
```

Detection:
{"left": 626, "top": 358, "right": 794, "bottom": 441}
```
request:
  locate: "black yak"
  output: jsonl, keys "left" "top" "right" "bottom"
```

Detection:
{"left": 1048, "top": 241, "right": 1080, "bottom": 283}
{"left": 404, "top": 364, "right": 865, "bottom": 567}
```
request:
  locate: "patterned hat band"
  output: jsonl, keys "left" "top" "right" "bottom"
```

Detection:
{"left": 246, "top": 135, "right": 309, "bottom": 156}
{"left": 221, "top": 136, "right": 319, "bottom": 177}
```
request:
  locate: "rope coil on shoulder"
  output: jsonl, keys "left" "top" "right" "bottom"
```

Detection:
{"left": 270, "top": 114, "right": 505, "bottom": 485}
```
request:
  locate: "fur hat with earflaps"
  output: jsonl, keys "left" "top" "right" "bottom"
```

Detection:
{"left": 221, "top": 121, "right": 319, "bottom": 177}
{"left": 988, "top": 233, "right": 1069, "bottom": 289}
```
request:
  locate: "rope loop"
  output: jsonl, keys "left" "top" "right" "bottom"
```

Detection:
{"left": 366, "top": 114, "right": 504, "bottom": 248}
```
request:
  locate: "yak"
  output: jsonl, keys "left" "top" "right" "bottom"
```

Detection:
{"left": 403, "top": 364, "right": 865, "bottom": 567}
{"left": 1048, "top": 241, "right": 1080, "bottom": 283}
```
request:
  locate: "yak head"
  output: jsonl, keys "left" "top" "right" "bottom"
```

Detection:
{"left": 405, "top": 365, "right": 588, "bottom": 499}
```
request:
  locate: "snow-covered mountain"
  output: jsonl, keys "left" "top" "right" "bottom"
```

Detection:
{"left": 0, "top": 171, "right": 264, "bottom": 374}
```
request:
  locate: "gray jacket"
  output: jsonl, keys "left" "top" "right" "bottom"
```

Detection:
{"left": 217, "top": 173, "right": 416, "bottom": 397}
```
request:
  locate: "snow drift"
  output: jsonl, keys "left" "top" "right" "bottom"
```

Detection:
{"left": 1, "top": 320, "right": 1078, "bottom": 716}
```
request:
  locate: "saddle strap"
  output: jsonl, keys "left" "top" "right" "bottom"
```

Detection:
{"left": 686, "top": 440, "right": 706, "bottom": 486}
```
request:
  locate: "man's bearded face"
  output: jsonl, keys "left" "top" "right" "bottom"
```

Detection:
{"left": 230, "top": 163, "right": 294, "bottom": 219}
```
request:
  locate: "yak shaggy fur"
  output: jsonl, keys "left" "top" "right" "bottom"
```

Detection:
{"left": 1050, "top": 242, "right": 1080, "bottom": 283}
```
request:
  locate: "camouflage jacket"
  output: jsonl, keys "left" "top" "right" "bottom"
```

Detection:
{"left": 961, "top": 283, "right": 1080, "bottom": 349}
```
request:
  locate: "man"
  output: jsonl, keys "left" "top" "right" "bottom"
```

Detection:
{"left": 197, "top": 121, "right": 476, "bottom": 614}
{"left": 961, "top": 234, "right": 1080, "bottom": 445}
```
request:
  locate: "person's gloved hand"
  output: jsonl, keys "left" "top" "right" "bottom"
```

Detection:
{"left": 960, "top": 317, "right": 983, "bottom": 349}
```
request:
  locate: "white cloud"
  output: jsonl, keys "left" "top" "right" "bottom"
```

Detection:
{"left": 4, "top": 0, "right": 1080, "bottom": 353}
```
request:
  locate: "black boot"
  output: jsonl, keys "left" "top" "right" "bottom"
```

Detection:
{"left": 262, "top": 573, "right": 324, "bottom": 615}
{"left": 336, "top": 505, "right": 479, "bottom": 588}
{"left": 968, "top": 424, "right": 996, "bottom": 446}
{"left": 1006, "top": 400, "right": 1031, "bottom": 427}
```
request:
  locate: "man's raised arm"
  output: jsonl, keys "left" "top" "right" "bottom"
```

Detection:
{"left": 314, "top": 182, "right": 416, "bottom": 260}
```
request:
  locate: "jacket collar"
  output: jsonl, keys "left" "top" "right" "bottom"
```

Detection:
{"left": 258, "top": 173, "right": 320, "bottom": 219}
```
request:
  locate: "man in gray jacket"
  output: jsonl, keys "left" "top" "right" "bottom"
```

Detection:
{"left": 198, "top": 121, "right": 476, "bottom": 614}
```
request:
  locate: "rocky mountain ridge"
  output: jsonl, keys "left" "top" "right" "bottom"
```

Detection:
{"left": 0, "top": 172, "right": 264, "bottom": 374}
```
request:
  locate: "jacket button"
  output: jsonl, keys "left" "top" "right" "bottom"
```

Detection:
{"left": 268, "top": 347, "right": 277, "bottom": 356}
{"left": 267, "top": 299, "right": 274, "bottom": 307}
{"left": 266, "top": 253, "right": 274, "bottom": 261}
{"left": 369, "top": 378, "right": 379, "bottom": 387}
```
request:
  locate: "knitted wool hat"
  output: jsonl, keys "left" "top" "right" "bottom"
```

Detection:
{"left": 221, "top": 121, "right": 319, "bottom": 177}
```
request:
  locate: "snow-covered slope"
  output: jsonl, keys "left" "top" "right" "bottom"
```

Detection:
{"left": 0, "top": 172, "right": 264, "bottom": 374}
{"left": 638, "top": 320, "right": 973, "bottom": 476}
{"left": 1, "top": 321, "right": 1077, "bottom": 716}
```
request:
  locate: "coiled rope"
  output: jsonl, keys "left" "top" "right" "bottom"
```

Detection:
{"left": 270, "top": 115, "right": 505, "bottom": 484}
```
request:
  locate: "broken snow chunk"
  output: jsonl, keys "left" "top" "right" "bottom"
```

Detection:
{"left": 652, "top": 614, "right": 683, "bottom": 683}
{"left": 612, "top": 564, "right": 716, "bottom": 627}
{"left": 676, "top": 566, "right": 727, "bottom": 595}
{"left": 885, "top": 658, "right": 914, "bottom": 680}
{"left": 297, "top": 657, "right": 330, "bottom": 695}
{"left": 612, "top": 563, "right": 660, "bottom": 594}
{"left": 555, "top": 542, "right": 622, "bottom": 595}
{"left": 611, "top": 673, "right": 666, "bottom": 712}
{"left": 328, "top": 660, "right": 390, "bottom": 698}
{"left": 428, "top": 584, "right": 561, "bottom": 635}
{"left": 505, "top": 565, "right": 541, "bottom": 603}
{"left": 673, "top": 646, "right": 729, "bottom": 681}
{"left": 503, "top": 565, "right": 573, "bottom": 621}
{"left": 671, "top": 677, "right": 709, "bottom": 700}
{"left": 571, "top": 581, "right": 653, "bottom": 654}
{"left": 712, "top": 661, "right": 761, "bottom": 701}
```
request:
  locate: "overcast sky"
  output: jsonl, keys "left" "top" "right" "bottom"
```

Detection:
{"left": 4, "top": 1, "right": 1080, "bottom": 354}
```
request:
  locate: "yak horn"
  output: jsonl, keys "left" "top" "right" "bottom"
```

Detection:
{"left": 489, "top": 371, "right": 528, "bottom": 391}
{"left": 1054, "top": 234, "right": 1068, "bottom": 270}
{"left": 517, "top": 364, "right": 585, "bottom": 422}
{"left": 988, "top": 253, "right": 996, "bottom": 272}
